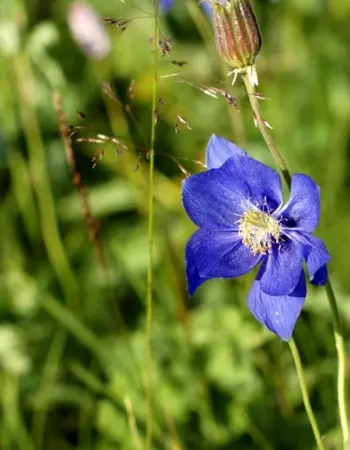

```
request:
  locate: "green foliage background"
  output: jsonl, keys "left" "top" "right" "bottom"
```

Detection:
{"left": 0, "top": 0, "right": 350, "bottom": 448}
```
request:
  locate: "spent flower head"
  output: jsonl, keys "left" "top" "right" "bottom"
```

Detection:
{"left": 211, "top": 0, "right": 261, "bottom": 85}
{"left": 182, "top": 135, "right": 330, "bottom": 340}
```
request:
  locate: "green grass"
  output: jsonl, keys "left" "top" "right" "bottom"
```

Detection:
{"left": 0, "top": 0, "right": 350, "bottom": 448}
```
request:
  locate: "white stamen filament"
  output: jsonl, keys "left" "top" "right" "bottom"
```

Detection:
{"left": 238, "top": 208, "right": 281, "bottom": 255}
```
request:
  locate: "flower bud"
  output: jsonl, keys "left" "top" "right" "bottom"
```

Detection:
{"left": 212, "top": 0, "right": 261, "bottom": 76}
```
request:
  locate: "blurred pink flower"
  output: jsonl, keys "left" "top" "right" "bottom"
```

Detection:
{"left": 68, "top": 2, "right": 110, "bottom": 60}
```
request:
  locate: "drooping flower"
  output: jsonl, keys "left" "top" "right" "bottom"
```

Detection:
{"left": 160, "top": 1, "right": 261, "bottom": 85}
{"left": 68, "top": 2, "right": 110, "bottom": 60}
{"left": 182, "top": 135, "right": 330, "bottom": 340}
{"left": 212, "top": 0, "right": 261, "bottom": 85}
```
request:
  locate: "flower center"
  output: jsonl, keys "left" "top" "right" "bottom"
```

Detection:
{"left": 238, "top": 208, "right": 281, "bottom": 255}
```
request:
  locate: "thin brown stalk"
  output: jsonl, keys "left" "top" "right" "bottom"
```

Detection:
{"left": 53, "top": 93, "right": 106, "bottom": 270}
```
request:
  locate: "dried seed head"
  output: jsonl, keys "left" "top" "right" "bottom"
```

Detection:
{"left": 212, "top": 0, "right": 261, "bottom": 79}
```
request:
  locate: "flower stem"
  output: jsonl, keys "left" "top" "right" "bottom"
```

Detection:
{"left": 289, "top": 338, "right": 325, "bottom": 450}
{"left": 146, "top": 2, "right": 159, "bottom": 449}
{"left": 325, "top": 281, "right": 350, "bottom": 445}
{"left": 241, "top": 72, "right": 291, "bottom": 188}
{"left": 241, "top": 70, "right": 349, "bottom": 446}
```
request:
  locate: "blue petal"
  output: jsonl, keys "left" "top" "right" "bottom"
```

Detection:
{"left": 201, "top": 0, "right": 225, "bottom": 16}
{"left": 300, "top": 234, "right": 330, "bottom": 284}
{"left": 248, "top": 268, "right": 306, "bottom": 341}
{"left": 201, "top": 2, "right": 213, "bottom": 16}
{"left": 310, "top": 265, "right": 328, "bottom": 286}
{"left": 160, "top": 0, "right": 175, "bottom": 12}
{"left": 278, "top": 174, "right": 320, "bottom": 232}
{"left": 160, "top": 0, "right": 175, "bottom": 11}
{"left": 185, "top": 239, "right": 211, "bottom": 295}
{"left": 185, "top": 227, "right": 261, "bottom": 285}
{"left": 182, "top": 155, "right": 283, "bottom": 228}
{"left": 205, "top": 135, "right": 246, "bottom": 169}
{"left": 160, "top": 0, "right": 214, "bottom": 15}
{"left": 222, "top": 152, "right": 283, "bottom": 211}
{"left": 182, "top": 161, "right": 251, "bottom": 228}
{"left": 260, "top": 239, "right": 304, "bottom": 296}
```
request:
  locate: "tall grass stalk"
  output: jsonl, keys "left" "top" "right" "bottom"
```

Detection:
{"left": 2, "top": 373, "right": 35, "bottom": 450}
{"left": 241, "top": 71, "right": 349, "bottom": 446}
{"left": 125, "top": 397, "right": 143, "bottom": 450}
{"left": 289, "top": 339, "right": 325, "bottom": 450}
{"left": 13, "top": 52, "right": 78, "bottom": 306}
{"left": 325, "top": 281, "right": 349, "bottom": 444}
{"left": 146, "top": 1, "right": 160, "bottom": 448}
{"left": 32, "top": 330, "right": 66, "bottom": 450}
{"left": 40, "top": 294, "right": 107, "bottom": 369}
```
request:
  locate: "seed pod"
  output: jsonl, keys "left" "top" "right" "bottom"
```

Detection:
{"left": 213, "top": 0, "right": 261, "bottom": 70}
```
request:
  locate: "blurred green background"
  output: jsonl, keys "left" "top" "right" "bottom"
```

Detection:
{"left": 0, "top": 0, "right": 350, "bottom": 448}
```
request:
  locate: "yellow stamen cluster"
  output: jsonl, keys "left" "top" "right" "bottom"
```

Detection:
{"left": 238, "top": 208, "right": 281, "bottom": 255}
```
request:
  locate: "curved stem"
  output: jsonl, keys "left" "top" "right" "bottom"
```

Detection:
{"left": 241, "top": 70, "right": 349, "bottom": 445}
{"left": 146, "top": 1, "right": 159, "bottom": 449}
{"left": 289, "top": 339, "right": 325, "bottom": 450}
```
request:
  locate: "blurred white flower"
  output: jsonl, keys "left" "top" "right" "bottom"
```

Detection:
{"left": 68, "top": 1, "right": 110, "bottom": 60}
{"left": 5, "top": 271, "right": 39, "bottom": 316}
{"left": 0, "top": 326, "right": 31, "bottom": 376}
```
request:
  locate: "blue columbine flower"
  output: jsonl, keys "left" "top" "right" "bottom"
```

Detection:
{"left": 182, "top": 135, "right": 330, "bottom": 340}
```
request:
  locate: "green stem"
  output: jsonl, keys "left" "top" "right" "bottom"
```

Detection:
{"left": 2, "top": 373, "right": 35, "bottom": 450}
{"left": 146, "top": 2, "right": 159, "bottom": 449}
{"left": 13, "top": 52, "right": 78, "bottom": 306}
{"left": 289, "top": 339, "right": 325, "bottom": 450}
{"left": 241, "top": 70, "right": 349, "bottom": 446}
{"left": 32, "top": 330, "right": 66, "bottom": 450}
{"left": 241, "top": 71, "right": 291, "bottom": 187}
{"left": 40, "top": 295, "right": 106, "bottom": 366}
{"left": 325, "top": 281, "right": 350, "bottom": 445}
